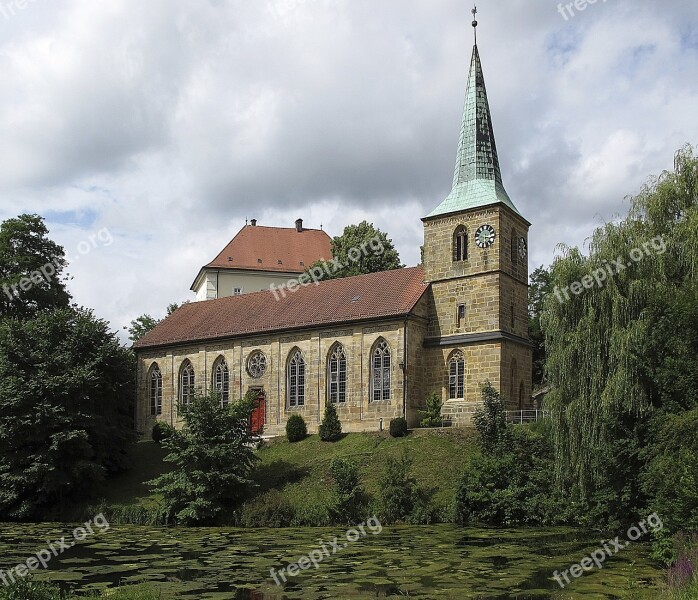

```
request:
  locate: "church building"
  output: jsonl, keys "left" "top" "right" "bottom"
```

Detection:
{"left": 133, "top": 27, "right": 532, "bottom": 436}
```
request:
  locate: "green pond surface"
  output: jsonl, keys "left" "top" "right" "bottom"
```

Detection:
{"left": 0, "top": 523, "right": 663, "bottom": 599}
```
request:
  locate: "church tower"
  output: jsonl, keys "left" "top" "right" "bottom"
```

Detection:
{"left": 421, "top": 10, "right": 532, "bottom": 419}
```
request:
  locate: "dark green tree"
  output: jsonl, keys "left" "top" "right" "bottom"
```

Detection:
{"left": 329, "top": 458, "right": 365, "bottom": 524}
{"left": 0, "top": 214, "right": 71, "bottom": 319}
{"left": 149, "top": 390, "right": 259, "bottom": 525}
{"left": 318, "top": 402, "right": 343, "bottom": 441}
{"left": 528, "top": 266, "right": 552, "bottom": 388}
{"left": 0, "top": 307, "right": 135, "bottom": 520}
{"left": 419, "top": 392, "right": 443, "bottom": 428}
{"left": 378, "top": 452, "right": 417, "bottom": 524}
{"left": 307, "top": 221, "right": 402, "bottom": 280}
{"left": 472, "top": 382, "right": 510, "bottom": 454}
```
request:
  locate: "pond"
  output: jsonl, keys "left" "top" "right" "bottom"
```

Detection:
{"left": 0, "top": 523, "right": 663, "bottom": 598}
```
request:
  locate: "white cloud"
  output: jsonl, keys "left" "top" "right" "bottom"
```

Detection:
{"left": 0, "top": 0, "right": 696, "bottom": 342}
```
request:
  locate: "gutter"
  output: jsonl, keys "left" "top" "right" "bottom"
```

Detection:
{"left": 403, "top": 318, "right": 408, "bottom": 420}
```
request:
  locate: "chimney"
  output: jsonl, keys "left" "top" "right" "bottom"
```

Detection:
{"left": 250, "top": 219, "right": 257, "bottom": 227}
{"left": 295, "top": 218, "right": 303, "bottom": 233}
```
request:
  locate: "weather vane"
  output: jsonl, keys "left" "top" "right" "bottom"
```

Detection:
{"left": 472, "top": 5, "right": 478, "bottom": 44}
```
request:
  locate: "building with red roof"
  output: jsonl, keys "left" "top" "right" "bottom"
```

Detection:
{"left": 134, "top": 31, "right": 532, "bottom": 436}
{"left": 191, "top": 218, "right": 332, "bottom": 301}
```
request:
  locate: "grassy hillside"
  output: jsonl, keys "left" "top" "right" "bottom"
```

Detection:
{"left": 95, "top": 429, "right": 478, "bottom": 522}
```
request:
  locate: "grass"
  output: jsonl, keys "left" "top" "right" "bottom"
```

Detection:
{"left": 92, "top": 428, "right": 478, "bottom": 522}
{"left": 252, "top": 428, "right": 477, "bottom": 515}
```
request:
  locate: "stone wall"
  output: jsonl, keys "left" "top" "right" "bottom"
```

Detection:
{"left": 136, "top": 318, "right": 427, "bottom": 437}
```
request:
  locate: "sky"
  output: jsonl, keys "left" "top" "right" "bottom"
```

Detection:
{"left": 1, "top": 0, "right": 697, "bottom": 342}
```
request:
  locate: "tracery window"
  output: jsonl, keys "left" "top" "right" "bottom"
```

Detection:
{"left": 372, "top": 339, "right": 391, "bottom": 402}
{"left": 213, "top": 357, "right": 230, "bottom": 407}
{"left": 179, "top": 360, "right": 195, "bottom": 406}
{"left": 449, "top": 351, "right": 465, "bottom": 400}
{"left": 247, "top": 351, "right": 267, "bottom": 379}
{"left": 328, "top": 344, "right": 347, "bottom": 404}
{"left": 287, "top": 349, "right": 306, "bottom": 407}
{"left": 149, "top": 364, "right": 162, "bottom": 416}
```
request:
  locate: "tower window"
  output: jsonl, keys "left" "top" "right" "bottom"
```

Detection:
{"left": 511, "top": 229, "right": 517, "bottom": 266}
{"left": 453, "top": 226, "right": 468, "bottom": 262}
{"left": 233, "top": 287, "right": 243, "bottom": 296}
{"left": 457, "top": 304, "right": 466, "bottom": 328}
{"left": 511, "top": 303, "right": 515, "bottom": 329}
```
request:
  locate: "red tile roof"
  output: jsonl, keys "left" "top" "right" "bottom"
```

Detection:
{"left": 204, "top": 224, "right": 332, "bottom": 274}
{"left": 135, "top": 267, "right": 428, "bottom": 350}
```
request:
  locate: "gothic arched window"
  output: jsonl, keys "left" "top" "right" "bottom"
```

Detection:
{"left": 328, "top": 344, "right": 347, "bottom": 404}
{"left": 287, "top": 349, "right": 306, "bottom": 408}
{"left": 511, "top": 228, "right": 518, "bottom": 265}
{"left": 448, "top": 351, "right": 465, "bottom": 400}
{"left": 179, "top": 360, "right": 195, "bottom": 406}
{"left": 149, "top": 363, "right": 162, "bottom": 416}
{"left": 371, "top": 339, "right": 391, "bottom": 402}
{"left": 453, "top": 226, "right": 468, "bottom": 262}
{"left": 213, "top": 357, "right": 230, "bottom": 407}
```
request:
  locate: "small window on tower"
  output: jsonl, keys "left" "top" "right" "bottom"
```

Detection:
{"left": 453, "top": 226, "right": 468, "bottom": 262}
{"left": 234, "top": 287, "right": 243, "bottom": 296}
{"left": 457, "top": 304, "right": 466, "bottom": 328}
{"left": 511, "top": 304, "right": 515, "bottom": 329}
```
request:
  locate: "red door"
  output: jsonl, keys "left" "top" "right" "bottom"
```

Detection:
{"left": 249, "top": 392, "right": 266, "bottom": 434}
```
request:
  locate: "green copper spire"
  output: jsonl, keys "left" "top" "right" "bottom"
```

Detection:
{"left": 427, "top": 26, "right": 520, "bottom": 219}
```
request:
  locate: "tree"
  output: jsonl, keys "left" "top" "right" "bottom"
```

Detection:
{"left": 127, "top": 314, "right": 160, "bottom": 343}
{"left": 543, "top": 145, "right": 698, "bottom": 518}
{"left": 528, "top": 266, "right": 553, "bottom": 388}
{"left": 0, "top": 307, "right": 135, "bottom": 520}
{"left": 149, "top": 390, "right": 259, "bottom": 525}
{"left": 419, "top": 392, "right": 443, "bottom": 428}
{"left": 378, "top": 452, "right": 417, "bottom": 524}
{"left": 329, "top": 458, "right": 365, "bottom": 524}
{"left": 0, "top": 214, "right": 71, "bottom": 320}
{"left": 318, "top": 402, "right": 343, "bottom": 441}
{"left": 127, "top": 302, "right": 184, "bottom": 343}
{"left": 472, "top": 382, "right": 510, "bottom": 454}
{"left": 307, "top": 221, "right": 402, "bottom": 280}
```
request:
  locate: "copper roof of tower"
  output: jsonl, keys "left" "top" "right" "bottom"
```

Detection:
{"left": 426, "top": 43, "right": 520, "bottom": 219}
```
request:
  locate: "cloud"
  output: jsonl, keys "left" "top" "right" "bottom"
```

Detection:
{"left": 0, "top": 0, "right": 696, "bottom": 341}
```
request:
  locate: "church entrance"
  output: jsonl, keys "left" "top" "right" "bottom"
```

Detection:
{"left": 249, "top": 389, "right": 266, "bottom": 434}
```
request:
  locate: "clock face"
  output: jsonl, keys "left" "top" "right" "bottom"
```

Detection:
{"left": 475, "top": 224, "right": 496, "bottom": 249}
{"left": 518, "top": 237, "right": 528, "bottom": 259}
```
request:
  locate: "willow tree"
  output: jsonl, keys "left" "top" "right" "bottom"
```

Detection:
{"left": 542, "top": 146, "right": 698, "bottom": 513}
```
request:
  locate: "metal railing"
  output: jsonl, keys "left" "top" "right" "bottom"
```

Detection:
{"left": 504, "top": 409, "right": 549, "bottom": 424}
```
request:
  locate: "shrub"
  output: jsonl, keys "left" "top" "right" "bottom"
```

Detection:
{"left": 329, "top": 458, "right": 366, "bottom": 524}
{"left": 285, "top": 414, "right": 308, "bottom": 442}
{"left": 148, "top": 390, "right": 259, "bottom": 525}
{"left": 454, "top": 427, "right": 569, "bottom": 527}
{"left": 379, "top": 452, "right": 416, "bottom": 523}
{"left": 0, "top": 578, "right": 63, "bottom": 600}
{"left": 472, "top": 381, "right": 510, "bottom": 453}
{"left": 419, "top": 392, "right": 443, "bottom": 428}
{"left": 151, "top": 421, "right": 174, "bottom": 444}
{"left": 319, "top": 403, "right": 342, "bottom": 442}
{"left": 239, "top": 490, "right": 295, "bottom": 528}
{"left": 389, "top": 417, "right": 408, "bottom": 438}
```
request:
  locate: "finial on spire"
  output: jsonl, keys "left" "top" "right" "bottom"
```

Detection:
{"left": 472, "top": 5, "right": 478, "bottom": 45}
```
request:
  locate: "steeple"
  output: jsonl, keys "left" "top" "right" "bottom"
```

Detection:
{"left": 426, "top": 12, "right": 520, "bottom": 218}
